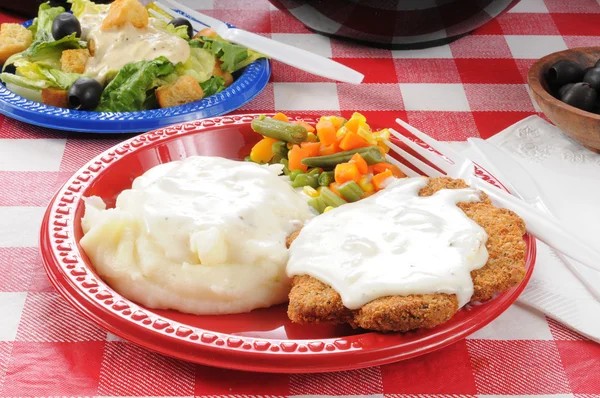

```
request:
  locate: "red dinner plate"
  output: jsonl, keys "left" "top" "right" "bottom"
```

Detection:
{"left": 40, "top": 114, "right": 536, "bottom": 373}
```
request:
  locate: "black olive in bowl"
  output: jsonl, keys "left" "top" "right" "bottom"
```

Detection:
{"left": 546, "top": 60, "right": 584, "bottom": 88}
{"left": 560, "top": 82, "right": 597, "bottom": 112}
{"left": 583, "top": 67, "right": 600, "bottom": 91}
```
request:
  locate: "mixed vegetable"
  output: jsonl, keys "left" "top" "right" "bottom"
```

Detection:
{"left": 0, "top": 0, "right": 267, "bottom": 112}
{"left": 248, "top": 112, "right": 405, "bottom": 213}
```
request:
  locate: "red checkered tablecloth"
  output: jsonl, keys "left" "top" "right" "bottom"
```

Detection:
{"left": 1, "top": 0, "right": 600, "bottom": 396}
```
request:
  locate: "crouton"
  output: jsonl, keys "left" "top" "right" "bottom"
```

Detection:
{"left": 60, "top": 49, "right": 90, "bottom": 74}
{"left": 193, "top": 27, "right": 218, "bottom": 39}
{"left": 41, "top": 88, "right": 69, "bottom": 108}
{"left": 0, "top": 23, "right": 33, "bottom": 65}
{"left": 213, "top": 60, "right": 233, "bottom": 87}
{"left": 89, "top": 38, "right": 96, "bottom": 56}
{"left": 101, "top": 0, "right": 149, "bottom": 31}
{"left": 155, "top": 75, "right": 204, "bottom": 108}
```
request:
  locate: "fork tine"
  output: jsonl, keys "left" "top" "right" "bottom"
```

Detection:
{"left": 395, "top": 118, "right": 454, "bottom": 160}
{"left": 388, "top": 128, "right": 450, "bottom": 172}
{"left": 154, "top": 2, "right": 206, "bottom": 31}
{"left": 385, "top": 140, "right": 444, "bottom": 178}
{"left": 148, "top": 8, "right": 170, "bottom": 22}
{"left": 384, "top": 154, "right": 419, "bottom": 177}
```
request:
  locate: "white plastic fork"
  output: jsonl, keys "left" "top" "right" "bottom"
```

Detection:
{"left": 152, "top": 0, "right": 364, "bottom": 84}
{"left": 383, "top": 118, "right": 600, "bottom": 273}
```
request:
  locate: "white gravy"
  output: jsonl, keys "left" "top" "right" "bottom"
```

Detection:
{"left": 79, "top": 14, "right": 190, "bottom": 83}
{"left": 287, "top": 176, "right": 489, "bottom": 309}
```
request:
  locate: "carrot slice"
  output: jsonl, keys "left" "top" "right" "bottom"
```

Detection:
{"left": 344, "top": 117, "right": 361, "bottom": 134}
{"left": 249, "top": 137, "right": 278, "bottom": 163}
{"left": 293, "top": 120, "right": 315, "bottom": 133}
{"left": 350, "top": 153, "right": 368, "bottom": 174}
{"left": 273, "top": 112, "right": 289, "bottom": 122}
{"left": 288, "top": 145, "right": 309, "bottom": 172}
{"left": 372, "top": 169, "right": 394, "bottom": 191}
{"left": 334, "top": 163, "right": 360, "bottom": 185}
{"left": 339, "top": 131, "right": 370, "bottom": 151}
{"left": 317, "top": 144, "right": 335, "bottom": 156}
{"left": 316, "top": 119, "right": 337, "bottom": 146}
{"left": 301, "top": 141, "right": 320, "bottom": 158}
{"left": 329, "top": 182, "right": 343, "bottom": 198}
{"left": 372, "top": 162, "right": 405, "bottom": 178}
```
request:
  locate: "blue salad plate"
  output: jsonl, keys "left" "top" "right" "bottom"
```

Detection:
{"left": 0, "top": 19, "right": 271, "bottom": 134}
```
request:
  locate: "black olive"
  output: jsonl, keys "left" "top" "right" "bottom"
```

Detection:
{"left": 2, "top": 64, "right": 16, "bottom": 74}
{"left": 583, "top": 67, "right": 600, "bottom": 91}
{"left": 546, "top": 60, "right": 584, "bottom": 88}
{"left": 68, "top": 78, "right": 103, "bottom": 110}
{"left": 168, "top": 17, "right": 193, "bottom": 39}
{"left": 52, "top": 13, "right": 81, "bottom": 41}
{"left": 560, "top": 82, "right": 597, "bottom": 112}
{"left": 595, "top": 59, "right": 600, "bottom": 68}
{"left": 557, "top": 83, "right": 574, "bottom": 98}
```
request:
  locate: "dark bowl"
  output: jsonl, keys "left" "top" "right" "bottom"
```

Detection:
{"left": 268, "top": 0, "right": 519, "bottom": 49}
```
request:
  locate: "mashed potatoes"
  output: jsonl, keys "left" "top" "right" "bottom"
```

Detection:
{"left": 80, "top": 156, "right": 314, "bottom": 315}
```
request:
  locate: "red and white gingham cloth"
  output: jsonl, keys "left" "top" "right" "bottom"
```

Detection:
{"left": 1, "top": 0, "right": 600, "bottom": 395}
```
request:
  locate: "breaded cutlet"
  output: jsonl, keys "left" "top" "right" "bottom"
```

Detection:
{"left": 286, "top": 177, "right": 527, "bottom": 333}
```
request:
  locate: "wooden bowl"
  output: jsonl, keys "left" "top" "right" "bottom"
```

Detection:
{"left": 528, "top": 47, "right": 600, "bottom": 153}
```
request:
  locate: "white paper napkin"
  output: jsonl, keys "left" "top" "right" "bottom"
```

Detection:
{"left": 454, "top": 116, "right": 600, "bottom": 343}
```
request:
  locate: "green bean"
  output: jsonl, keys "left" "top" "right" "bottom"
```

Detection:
{"left": 320, "top": 187, "right": 347, "bottom": 208}
{"left": 318, "top": 171, "right": 334, "bottom": 186}
{"left": 292, "top": 173, "right": 319, "bottom": 189}
{"left": 270, "top": 154, "right": 282, "bottom": 164}
{"left": 272, "top": 141, "right": 288, "bottom": 159}
{"left": 280, "top": 158, "right": 290, "bottom": 175}
{"left": 289, "top": 169, "right": 303, "bottom": 182}
{"left": 251, "top": 117, "right": 308, "bottom": 144}
{"left": 307, "top": 196, "right": 327, "bottom": 213}
{"left": 244, "top": 155, "right": 252, "bottom": 162}
{"left": 301, "top": 146, "right": 385, "bottom": 169}
{"left": 307, "top": 168, "right": 321, "bottom": 176}
{"left": 338, "top": 181, "right": 364, "bottom": 202}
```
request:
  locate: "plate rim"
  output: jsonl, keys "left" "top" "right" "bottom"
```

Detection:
{"left": 0, "top": 19, "right": 271, "bottom": 133}
{"left": 39, "top": 113, "right": 537, "bottom": 373}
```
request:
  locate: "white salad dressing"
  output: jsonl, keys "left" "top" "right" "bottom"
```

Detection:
{"left": 79, "top": 15, "right": 190, "bottom": 83}
{"left": 287, "top": 176, "right": 490, "bottom": 309}
{"left": 80, "top": 156, "right": 314, "bottom": 315}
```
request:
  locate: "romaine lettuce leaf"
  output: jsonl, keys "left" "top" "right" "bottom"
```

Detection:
{"left": 200, "top": 76, "right": 225, "bottom": 97}
{"left": 96, "top": 57, "right": 176, "bottom": 112}
{"left": 0, "top": 73, "right": 49, "bottom": 90}
{"left": 1, "top": 58, "right": 80, "bottom": 90}
{"left": 177, "top": 48, "right": 215, "bottom": 83}
{"left": 191, "top": 36, "right": 267, "bottom": 73}
{"left": 68, "top": 0, "right": 110, "bottom": 18}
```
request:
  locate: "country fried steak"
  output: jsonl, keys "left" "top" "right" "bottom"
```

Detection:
{"left": 286, "top": 177, "right": 527, "bottom": 333}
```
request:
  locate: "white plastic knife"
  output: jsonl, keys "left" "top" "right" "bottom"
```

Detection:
{"left": 154, "top": 0, "right": 365, "bottom": 84}
{"left": 467, "top": 137, "right": 600, "bottom": 301}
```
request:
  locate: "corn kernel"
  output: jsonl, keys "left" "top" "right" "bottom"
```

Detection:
{"left": 350, "top": 112, "right": 367, "bottom": 124}
{"left": 358, "top": 176, "right": 375, "bottom": 193}
{"left": 306, "top": 132, "right": 317, "bottom": 142}
{"left": 303, "top": 186, "right": 319, "bottom": 198}
{"left": 323, "top": 206, "right": 334, "bottom": 213}
{"left": 356, "top": 125, "right": 376, "bottom": 145}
